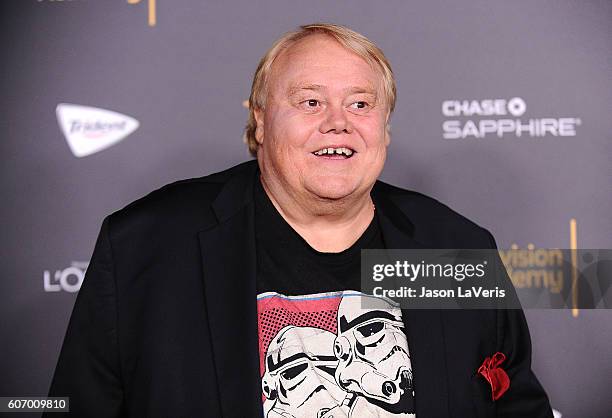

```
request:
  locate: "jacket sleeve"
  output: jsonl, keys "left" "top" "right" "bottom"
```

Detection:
{"left": 496, "top": 309, "right": 553, "bottom": 418}
{"left": 484, "top": 230, "right": 553, "bottom": 418}
{"left": 45, "top": 217, "right": 124, "bottom": 417}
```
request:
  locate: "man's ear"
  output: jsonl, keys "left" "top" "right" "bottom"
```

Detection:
{"left": 254, "top": 108, "right": 265, "bottom": 144}
{"left": 385, "top": 122, "right": 391, "bottom": 146}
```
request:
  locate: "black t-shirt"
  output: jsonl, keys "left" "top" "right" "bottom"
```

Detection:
{"left": 254, "top": 175, "right": 416, "bottom": 417}
{"left": 255, "top": 175, "right": 385, "bottom": 295}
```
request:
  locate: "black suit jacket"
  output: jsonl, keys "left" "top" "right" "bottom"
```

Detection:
{"left": 47, "top": 160, "right": 552, "bottom": 417}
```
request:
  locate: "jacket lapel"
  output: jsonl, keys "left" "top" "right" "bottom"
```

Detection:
{"left": 198, "top": 162, "right": 262, "bottom": 418}
{"left": 374, "top": 184, "right": 451, "bottom": 418}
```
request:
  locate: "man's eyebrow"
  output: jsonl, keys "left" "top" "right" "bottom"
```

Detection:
{"left": 287, "top": 84, "right": 377, "bottom": 96}
{"left": 345, "top": 86, "right": 377, "bottom": 96}
{"left": 287, "top": 84, "right": 325, "bottom": 96}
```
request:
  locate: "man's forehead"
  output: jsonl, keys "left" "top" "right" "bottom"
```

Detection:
{"left": 269, "top": 36, "right": 383, "bottom": 95}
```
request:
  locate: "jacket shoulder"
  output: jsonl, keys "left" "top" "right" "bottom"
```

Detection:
{"left": 375, "top": 180, "right": 495, "bottom": 248}
{"left": 106, "top": 160, "right": 254, "bottom": 235}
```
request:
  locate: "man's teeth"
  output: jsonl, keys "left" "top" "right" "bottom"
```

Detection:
{"left": 313, "top": 147, "right": 354, "bottom": 157}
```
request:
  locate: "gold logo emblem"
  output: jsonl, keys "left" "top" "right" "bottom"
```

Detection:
{"left": 127, "top": 0, "right": 156, "bottom": 27}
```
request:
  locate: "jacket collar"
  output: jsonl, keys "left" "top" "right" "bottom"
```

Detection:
{"left": 199, "top": 160, "right": 449, "bottom": 418}
{"left": 209, "top": 160, "right": 258, "bottom": 224}
{"left": 207, "top": 159, "right": 423, "bottom": 243}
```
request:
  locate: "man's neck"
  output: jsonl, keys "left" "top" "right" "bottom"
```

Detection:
{"left": 259, "top": 175, "right": 375, "bottom": 253}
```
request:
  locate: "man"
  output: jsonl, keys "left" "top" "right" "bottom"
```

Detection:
{"left": 47, "top": 24, "right": 552, "bottom": 417}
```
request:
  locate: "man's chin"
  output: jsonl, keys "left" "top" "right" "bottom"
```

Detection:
{"left": 306, "top": 181, "right": 362, "bottom": 202}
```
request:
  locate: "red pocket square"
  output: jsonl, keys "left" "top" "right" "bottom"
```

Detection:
{"left": 478, "top": 352, "right": 510, "bottom": 401}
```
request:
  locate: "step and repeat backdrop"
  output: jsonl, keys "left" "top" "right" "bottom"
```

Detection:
{"left": 2, "top": 1, "right": 611, "bottom": 417}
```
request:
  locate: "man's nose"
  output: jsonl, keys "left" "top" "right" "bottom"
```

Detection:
{"left": 319, "top": 104, "right": 353, "bottom": 134}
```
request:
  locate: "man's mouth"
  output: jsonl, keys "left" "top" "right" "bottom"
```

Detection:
{"left": 312, "top": 147, "right": 355, "bottom": 159}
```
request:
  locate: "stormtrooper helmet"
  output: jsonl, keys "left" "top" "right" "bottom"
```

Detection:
{"left": 334, "top": 294, "right": 414, "bottom": 406}
{"left": 262, "top": 326, "right": 348, "bottom": 418}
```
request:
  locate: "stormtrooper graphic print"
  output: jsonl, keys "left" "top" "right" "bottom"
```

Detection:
{"left": 257, "top": 290, "right": 416, "bottom": 418}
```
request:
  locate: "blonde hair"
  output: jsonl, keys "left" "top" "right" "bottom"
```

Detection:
{"left": 244, "top": 23, "right": 396, "bottom": 156}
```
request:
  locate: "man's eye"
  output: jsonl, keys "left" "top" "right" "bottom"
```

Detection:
{"left": 305, "top": 99, "right": 319, "bottom": 107}
{"left": 351, "top": 101, "right": 368, "bottom": 109}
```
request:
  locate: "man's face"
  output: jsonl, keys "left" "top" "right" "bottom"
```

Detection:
{"left": 255, "top": 35, "right": 390, "bottom": 203}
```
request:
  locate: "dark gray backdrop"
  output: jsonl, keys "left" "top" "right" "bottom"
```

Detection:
{"left": 1, "top": 1, "right": 611, "bottom": 417}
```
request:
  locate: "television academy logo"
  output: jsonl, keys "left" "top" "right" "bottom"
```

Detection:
{"left": 56, "top": 103, "right": 139, "bottom": 157}
{"left": 441, "top": 97, "right": 581, "bottom": 139}
{"left": 43, "top": 261, "right": 89, "bottom": 293}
